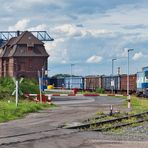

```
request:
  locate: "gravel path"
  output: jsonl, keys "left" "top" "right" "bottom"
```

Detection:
{"left": 0, "top": 96, "right": 147, "bottom": 148}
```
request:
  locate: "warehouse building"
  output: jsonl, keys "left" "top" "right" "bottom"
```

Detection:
{"left": 0, "top": 31, "right": 49, "bottom": 79}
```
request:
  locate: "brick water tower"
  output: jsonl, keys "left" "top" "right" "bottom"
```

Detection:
{"left": 0, "top": 31, "right": 52, "bottom": 79}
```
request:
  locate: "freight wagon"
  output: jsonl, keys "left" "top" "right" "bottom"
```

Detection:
{"left": 48, "top": 77, "right": 65, "bottom": 88}
{"left": 120, "top": 74, "right": 137, "bottom": 93}
{"left": 84, "top": 76, "right": 102, "bottom": 90}
{"left": 44, "top": 66, "right": 148, "bottom": 96}
{"left": 102, "top": 75, "right": 121, "bottom": 93}
{"left": 64, "top": 76, "right": 84, "bottom": 89}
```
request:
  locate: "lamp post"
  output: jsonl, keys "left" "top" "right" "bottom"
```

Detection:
{"left": 70, "top": 64, "right": 75, "bottom": 89}
{"left": 111, "top": 58, "right": 117, "bottom": 94}
{"left": 127, "top": 48, "right": 134, "bottom": 108}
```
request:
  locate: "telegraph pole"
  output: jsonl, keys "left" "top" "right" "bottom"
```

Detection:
{"left": 127, "top": 49, "right": 134, "bottom": 109}
{"left": 111, "top": 58, "right": 116, "bottom": 94}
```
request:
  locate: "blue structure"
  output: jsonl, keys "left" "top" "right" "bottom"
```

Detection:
{"left": 0, "top": 31, "right": 54, "bottom": 47}
{"left": 64, "top": 76, "right": 84, "bottom": 89}
{"left": 137, "top": 67, "right": 148, "bottom": 97}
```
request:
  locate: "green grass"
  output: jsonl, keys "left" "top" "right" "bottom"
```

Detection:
{"left": 130, "top": 96, "right": 148, "bottom": 113}
{"left": 117, "top": 95, "right": 148, "bottom": 113}
{"left": 0, "top": 100, "right": 56, "bottom": 122}
{"left": 77, "top": 91, "right": 99, "bottom": 94}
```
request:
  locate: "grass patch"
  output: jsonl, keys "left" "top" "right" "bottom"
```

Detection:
{"left": 115, "top": 95, "right": 148, "bottom": 113}
{"left": 77, "top": 91, "right": 99, "bottom": 94}
{"left": 120, "top": 96, "right": 148, "bottom": 113}
{"left": 130, "top": 96, "right": 148, "bottom": 113}
{"left": 0, "top": 100, "right": 56, "bottom": 122}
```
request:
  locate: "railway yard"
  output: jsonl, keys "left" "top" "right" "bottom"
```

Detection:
{"left": 0, "top": 96, "right": 148, "bottom": 148}
{"left": 0, "top": 0, "right": 148, "bottom": 148}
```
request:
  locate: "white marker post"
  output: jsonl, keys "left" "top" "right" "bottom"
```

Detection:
{"left": 128, "top": 95, "right": 131, "bottom": 109}
{"left": 38, "top": 70, "right": 42, "bottom": 103}
{"left": 16, "top": 80, "right": 19, "bottom": 107}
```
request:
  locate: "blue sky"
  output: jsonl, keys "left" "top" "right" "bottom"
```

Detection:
{"left": 1, "top": 0, "right": 148, "bottom": 76}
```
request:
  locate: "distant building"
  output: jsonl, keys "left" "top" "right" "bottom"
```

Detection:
{"left": 0, "top": 31, "right": 49, "bottom": 79}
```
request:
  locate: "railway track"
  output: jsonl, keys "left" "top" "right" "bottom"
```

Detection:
{"left": 65, "top": 111, "right": 148, "bottom": 131}
{"left": 0, "top": 127, "right": 80, "bottom": 146}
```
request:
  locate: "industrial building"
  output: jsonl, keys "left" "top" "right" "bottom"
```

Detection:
{"left": 0, "top": 31, "right": 49, "bottom": 79}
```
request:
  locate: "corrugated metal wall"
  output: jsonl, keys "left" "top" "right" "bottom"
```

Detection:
{"left": 64, "top": 77, "right": 84, "bottom": 89}
{"left": 120, "top": 74, "right": 136, "bottom": 91}
{"left": 102, "top": 75, "right": 121, "bottom": 91}
{"left": 84, "top": 76, "right": 102, "bottom": 90}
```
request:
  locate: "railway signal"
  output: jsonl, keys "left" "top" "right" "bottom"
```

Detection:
{"left": 12, "top": 77, "right": 24, "bottom": 107}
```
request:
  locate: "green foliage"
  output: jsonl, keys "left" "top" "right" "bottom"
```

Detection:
{"left": 0, "top": 77, "right": 14, "bottom": 99}
{"left": 51, "top": 74, "right": 70, "bottom": 78}
{"left": 130, "top": 96, "right": 148, "bottom": 113}
{"left": 20, "top": 78, "right": 39, "bottom": 94}
{"left": 0, "top": 77, "right": 39, "bottom": 100}
{"left": 96, "top": 87, "right": 105, "bottom": 94}
{"left": 0, "top": 100, "right": 56, "bottom": 122}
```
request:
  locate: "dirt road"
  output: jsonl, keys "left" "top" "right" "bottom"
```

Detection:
{"left": 0, "top": 96, "right": 147, "bottom": 148}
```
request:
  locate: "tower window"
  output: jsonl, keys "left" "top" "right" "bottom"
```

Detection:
{"left": 28, "top": 47, "right": 32, "bottom": 51}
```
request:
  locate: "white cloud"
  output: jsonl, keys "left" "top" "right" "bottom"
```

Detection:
{"left": 53, "top": 24, "right": 82, "bottom": 37}
{"left": 132, "top": 52, "right": 143, "bottom": 60}
{"left": 8, "top": 18, "right": 30, "bottom": 31}
{"left": 44, "top": 38, "right": 69, "bottom": 64}
{"left": 28, "top": 24, "right": 48, "bottom": 31}
{"left": 86, "top": 55, "right": 103, "bottom": 63}
{"left": 121, "top": 48, "right": 128, "bottom": 57}
{"left": 52, "top": 24, "right": 111, "bottom": 38}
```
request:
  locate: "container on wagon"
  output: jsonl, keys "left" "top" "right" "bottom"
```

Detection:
{"left": 84, "top": 75, "right": 102, "bottom": 90}
{"left": 64, "top": 76, "right": 84, "bottom": 89}
{"left": 120, "top": 74, "right": 137, "bottom": 92}
{"left": 102, "top": 75, "right": 120, "bottom": 92}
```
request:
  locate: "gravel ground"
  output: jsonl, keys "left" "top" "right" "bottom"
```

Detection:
{"left": 105, "top": 121, "right": 148, "bottom": 141}
{"left": 0, "top": 96, "right": 147, "bottom": 148}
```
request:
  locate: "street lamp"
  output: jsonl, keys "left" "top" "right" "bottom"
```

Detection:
{"left": 112, "top": 58, "right": 117, "bottom": 76}
{"left": 70, "top": 64, "right": 75, "bottom": 89}
{"left": 127, "top": 48, "right": 134, "bottom": 108}
{"left": 111, "top": 58, "right": 117, "bottom": 94}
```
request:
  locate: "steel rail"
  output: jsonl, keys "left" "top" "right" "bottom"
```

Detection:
{"left": 65, "top": 111, "right": 148, "bottom": 129}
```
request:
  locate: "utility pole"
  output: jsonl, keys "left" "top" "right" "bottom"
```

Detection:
{"left": 127, "top": 49, "right": 134, "bottom": 109}
{"left": 111, "top": 58, "right": 117, "bottom": 94}
{"left": 70, "top": 64, "right": 75, "bottom": 89}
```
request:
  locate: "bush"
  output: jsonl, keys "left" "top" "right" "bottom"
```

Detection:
{"left": 0, "top": 77, "right": 15, "bottom": 99}
{"left": 0, "top": 100, "right": 54, "bottom": 122}
{"left": 0, "top": 77, "right": 39, "bottom": 100}
{"left": 96, "top": 87, "right": 105, "bottom": 94}
{"left": 20, "top": 78, "right": 39, "bottom": 94}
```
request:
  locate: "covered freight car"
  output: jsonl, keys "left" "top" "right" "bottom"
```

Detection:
{"left": 84, "top": 76, "right": 102, "bottom": 90}
{"left": 64, "top": 76, "right": 84, "bottom": 89}
{"left": 102, "top": 75, "right": 120, "bottom": 92}
{"left": 120, "top": 74, "right": 136, "bottom": 93}
{"left": 48, "top": 77, "right": 65, "bottom": 88}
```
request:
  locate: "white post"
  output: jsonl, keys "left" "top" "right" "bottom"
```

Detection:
{"left": 127, "top": 49, "right": 134, "bottom": 109}
{"left": 47, "top": 94, "right": 52, "bottom": 104}
{"left": 38, "top": 70, "right": 42, "bottom": 103}
{"left": 16, "top": 80, "right": 19, "bottom": 107}
{"left": 112, "top": 58, "right": 116, "bottom": 94}
{"left": 128, "top": 95, "right": 131, "bottom": 109}
{"left": 70, "top": 64, "right": 75, "bottom": 89}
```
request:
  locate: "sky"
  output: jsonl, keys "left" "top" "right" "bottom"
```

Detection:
{"left": 0, "top": 0, "right": 148, "bottom": 76}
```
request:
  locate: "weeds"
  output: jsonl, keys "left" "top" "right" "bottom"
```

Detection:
{"left": 0, "top": 100, "right": 56, "bottom": 122}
